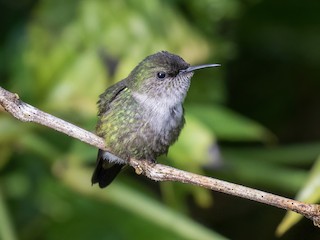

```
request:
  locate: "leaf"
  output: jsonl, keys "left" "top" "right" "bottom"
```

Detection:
{"left": 169, "top": 113, "right": 217, "bottom": 167}
{"left": 167, "top": 113, "right": 218, "bottom": 208}
{"left": 0, "top": 117, "right": 30, "bottom": 143}
{"left": 219, "top": 154, "right": 307, "bottom": 193}
{"left": 223, "top": 143, "right": 320, "bottom": 166}
{"left": 61, "top": 166, "right": 227, "bottom": 240}
{"left": 0, "top": 188, "right": 17, "bottom": 240}
{"left": 276, "top": 155, "right": 320, "bottom": 236}
{"left": 187, "top": 104, "right": 275, "bottom": 142}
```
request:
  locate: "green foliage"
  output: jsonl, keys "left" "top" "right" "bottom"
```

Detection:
{"left": 1, "top": 0, "right": 320, "bottom": 239}
{"left": 276, "top": 155, "right": 320, "bottom": 236}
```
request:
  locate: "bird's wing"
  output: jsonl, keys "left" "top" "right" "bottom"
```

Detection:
{"left": 97, "top": 78, "right": 128, "bottom": 116}
{"left": 93, "top": 78, "right": 129, "bottom": 188}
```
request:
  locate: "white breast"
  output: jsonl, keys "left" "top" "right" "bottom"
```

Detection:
{"left": 133, "top": 92, "right": 184, "bottom": 134}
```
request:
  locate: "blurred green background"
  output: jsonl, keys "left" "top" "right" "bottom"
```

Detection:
{"left": 1, "top": 0, "right": 320, "bottom": 239}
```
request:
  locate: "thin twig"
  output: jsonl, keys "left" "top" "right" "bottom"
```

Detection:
{"left": 1, "top": 86, "right": 320, "bottom": 227}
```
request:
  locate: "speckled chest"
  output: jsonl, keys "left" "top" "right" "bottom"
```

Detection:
{"left": 98, "top": 89, "right": 184, "bottom": 159}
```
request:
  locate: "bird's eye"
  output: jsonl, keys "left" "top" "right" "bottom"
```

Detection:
{"left": 157, "top": 71, "right": 166, "bottom": 79}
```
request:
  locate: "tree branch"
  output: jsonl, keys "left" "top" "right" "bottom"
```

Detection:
{"left": 1, "top": 86, "right": 320, "bottom": 227}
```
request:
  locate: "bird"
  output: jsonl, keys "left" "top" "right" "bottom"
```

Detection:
{"left": 92, "top": 51, "right": 220, "bottom": 188}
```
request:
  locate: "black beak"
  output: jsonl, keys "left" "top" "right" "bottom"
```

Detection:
{"left": 179, "top": 64, "right": 221, "bottom": 74}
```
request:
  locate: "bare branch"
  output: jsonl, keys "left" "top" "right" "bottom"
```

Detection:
{"left": 0, "top": 87, "right": 106, "bottom": 150}
{"left": 1, "top": 86, "right": 320, "bottom": 227}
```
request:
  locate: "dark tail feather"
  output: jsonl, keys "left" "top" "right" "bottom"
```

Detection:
{"left": 92, "top": 150, "right": 124, "bottom": 188}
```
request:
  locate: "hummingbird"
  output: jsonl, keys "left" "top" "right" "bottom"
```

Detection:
{"left": 92, "top": 51, "right": 220, "bottom": 188}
